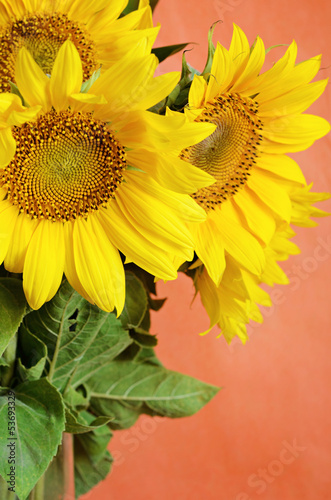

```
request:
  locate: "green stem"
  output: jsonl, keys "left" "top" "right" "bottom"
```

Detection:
{"left": 0, "top": 477, "right": 18, "bottom": 500}
{"left": 28, "top": 473, "right": 44, "bottom": 500}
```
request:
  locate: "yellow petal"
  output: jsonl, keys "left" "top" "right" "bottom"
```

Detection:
{"left": 23, "top": 220, "right": 65, "bottom": 309}
{"left": 259, "top": 79, "right": 328, "bottom": 117}
{"left": 260, "top": 114, "right": 330, "bottom": 150}
{"left": 0, "top": 201, "right": 19, "bottom": 264}
{"left": 73, "top": 215, "right": 125, "bottom": 314}
{"left": 228, "top": 24, "right": 250, "bottom": 83}
{"left": 98, "top": 206, "right": 177, "bottom": 281}
{"left": 191, "top": 218, "right": 226, "bottom": 287}
{"left": 232, "top": 188, "right": 276, "bottom": 245}
{"left": 248, "top": 169, "right": 292, "bottom": 222}
{"left": 211, "top": 206, "right": 266, "bottom": 275}
{"left": 126, "top": 149, "right": 214, "bottom": 194}
{"left": 0, "top": 128, "right": 16, "bottom": 167}
{"left": 231, "top": 36, "right": 265, "bottom": 92}
{"left": 4, "top": 215, "right": 39, "bottom": 273}
{"left": 15, "top": 47, "right": 50, "bottom": 110}
{"left": 205, "top": 44, "right": 233, "bottom": 102}
{"left": 63, "top": 222, "right": 95, "bottom": 304}
{"left": 256, "top": 153, "right": 306, "bottom": 185}
{"left": 189, "top": 75, "right": 207, "bottom": 108}
{"left": 50, "top": 40, "right": 83, "bottom": 111}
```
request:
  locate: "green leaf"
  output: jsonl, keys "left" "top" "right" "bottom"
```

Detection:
{"left": 24, "top": 280, "right": 132, "bottom": 392}
{"left": 152, "top": 43, "right": 191, "bottom": 63}
{"left": 119, "top": 271, "right": 148, "bottom": 329}
{"left": 0, "top": 278, "right": 27, "bottom": 357}
{"left": 87, "top": 361, "right": 220, "bottom": 429}
{"left": 17, "top": 326, "right": 47, "bottom": 382}
{"left": 74, "top": 424, "right": 113, "bottom": 498}
{"left": 65, "top": 408, "right": 112, "bottom": 434}
{"left": 121, "top": 0, "right": 159, "bottom": 16}
{"left": 0, "top": 378, "right": 65, "bottom": 500}
{"left": 201, "top": 21, "right": 219, "bottom": 76}
{"left": 130, "top": 329, "right": 158, "bottom": 347}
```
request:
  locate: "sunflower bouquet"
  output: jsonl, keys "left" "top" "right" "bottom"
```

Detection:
{"left": 0, "top": 0, "right": 329, "bottom": 499}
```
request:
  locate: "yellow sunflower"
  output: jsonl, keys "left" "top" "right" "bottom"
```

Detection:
{"left": 0, "top": 39, "right": 216, "bottom": 313}
{"left": 194, "top": 225, "right": 295, "bottom": 343}
{"left": 195, "top": 186, "right": 330, "bottom": 343}
{"left": 0, "top": 0, "right": 157, "bottom": 92}
{"left": 180, "top": 24, "right": 330, "bottom": 287}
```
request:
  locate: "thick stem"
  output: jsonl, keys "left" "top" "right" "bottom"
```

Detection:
{"left": 28, "top": 473, "right": 45, "bottom": 500}
{"left": 62, "top": 433, "right": 75, "bottom": 500}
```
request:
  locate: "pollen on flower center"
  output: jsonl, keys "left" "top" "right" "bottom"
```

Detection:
{"left": 0, "top": 110, "right": 126, "bottom": 221}
{"left": 0, "top": 12, "right": 97, "bottom": 92}
{"left": 180, "top": 93, "right": 263, "bottom": 210}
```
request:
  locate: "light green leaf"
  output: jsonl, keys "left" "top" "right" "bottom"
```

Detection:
{"left": 80, "top": 68, "right": 101, "bottom": 93}
{"left": 0, "top": 278, "right": 27, "bottom": 357}
{"left": 87, "top": 361, "right": 220, "bottom": 429}
{"left": 0, "top": 378, "right": 65, "bottom": 500}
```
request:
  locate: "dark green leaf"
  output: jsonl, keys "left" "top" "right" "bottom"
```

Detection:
{"left": 130, "top": 329, "right": 158, "bottom": 347}
{"left": 17, "top": 326, "right": 47, "bottom": 382}
{"left": 0, "top": 378, "right": 65, "bottom": 500}
{"left": 121, "top": 0, "right": 160, "bottom": 16}
{"left": 74, "top": 424, "right": 112, "bottom": 498}
{"left": 152, "top": 43, "right": 191, "bottom": 63}
{"left": 119, "top": 271, "right": 148, "bottom": 329}
{"left": 87, "top": 361, "right": 220, "bottom": 429}
{"left": 0, "top": 278, "right": 27, "bottom": 357}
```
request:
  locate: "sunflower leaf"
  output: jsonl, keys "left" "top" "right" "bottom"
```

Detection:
{"left": 119, "top": 271, "right": 148, "bottom": 329}
{"left": 65, "top": 408, "right": 113, "bottom": 434}
{"left": 0, "top": 378, "right": 65, "bottom": 500}
{"left": 121, "top": 0, "right": 159, "bottom": 16}
{"left": 87, "top": 360, "right": 220, "bottom": 430}
{"left": 0, "top": 278, "right": 27, "bottom": 358}
{"left": 16, "top": 325, "right": 47, "bottom": 382}
{"left": 23, "top": 280, "right": 132, "bottom": 393}
{"left": 152, "top": 43, "right": 191, "bottom": 63}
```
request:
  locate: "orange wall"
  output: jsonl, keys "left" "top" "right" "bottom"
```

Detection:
{"left": 83, "top": 1, "right": 331, "bottom": 499}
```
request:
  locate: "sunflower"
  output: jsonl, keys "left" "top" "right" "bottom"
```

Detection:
{"left": 194, "top": 184, "right": 330, "bottom": 343}
{"left": 194, "top": 224, "right": 295, "bottom": 343}
{"left": 179, "top": 24, "right": 330, "bottom": 288}
{"left": 0, "top": 39, "right": 216, "bottom": 313}
{"left": 0, "top": 0, "right": 157, "bottom": 93}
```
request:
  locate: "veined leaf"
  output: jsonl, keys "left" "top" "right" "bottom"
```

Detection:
{"left": 87, "top": 361, "right": 220, "bottom": 429}
{"left": 23, "top": 280, "right": 132, "bottom": 392}
{"left": 0, "top": 278, "right": 26, "bottom": 357}
{"left": 0, "top": 379, "right": 65, "bottom": 500}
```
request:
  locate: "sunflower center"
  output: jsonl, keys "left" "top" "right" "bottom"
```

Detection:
{"left": 0, "top": 110, "right": 126, "bottom": 221}
{"left": 0, "top": 13, "right": 97, "bottom": 92}
{"left": 180, "top": 93, "right": 263, "bottom": 211}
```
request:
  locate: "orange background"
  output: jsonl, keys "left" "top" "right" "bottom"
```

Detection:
{"left": 83, "top": 1, "right": 331, "bottom": 499}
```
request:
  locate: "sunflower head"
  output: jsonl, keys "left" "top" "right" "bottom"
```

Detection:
{"left": 0, "top": 39, "right": 216, "bottom": 314}
{"left": 0, "top": 0, "right": 157, "bottom": 92}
